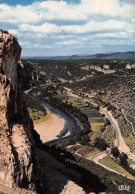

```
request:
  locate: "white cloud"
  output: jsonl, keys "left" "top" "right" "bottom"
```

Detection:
{"left": 56, "top": 36, "right": 132, "bottom": 48}
{"left": 19, "top": 20, "right": 131, "bottom": 35}
{"left": 19, "top": 23, "right": 60, "bottom": 33}
{"left": 54, "top": 34, "right": 76, "bottom": 39}
{"left": 8, "top": 29, "right": 22, "bottom": 37}
{"left": 95, "top": 32, "right": 128, "bottom": 39}
{"left": 0, "top": 0, "right": 134, "bottom": 26}
{"left": 32, "top": 44, "right": 52, "bottom": 48}
{"left": 57, "top": 40, "right": 80, "bottom": 45}
{"left": 63, "top": 20, "right": 131, "bottom": 34}
{"left": 121, "top": 3, "right": 135, "bottom": 19}
{"left": 40, "top": 1, "right": 86, "bottom": 21}
{"left": 78, "top": 0, "right": 121, "bottom": 17}
{"left": 19, "top": 40, "right": 52, "bottom": 48}
{"left": 19, "top": 41, "right": 31, "bottom": 47}
{"left": 0, "top": 1, "right": 86, "bottom": 24}
{"left": 0, "top": 0, "right": 134, "bottom": 55}
{"left": 0, "top": 4, "right": 39, "bottom": 23}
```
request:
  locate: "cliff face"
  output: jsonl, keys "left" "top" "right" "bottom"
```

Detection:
{"left": 0, "top": 31, "right": 22, "bottom": 126}
{"left": 0, "top": 30, "right": 38, "bottom": 190}
{"left": 0, "top": 31, "right": 108, "bottom": 194}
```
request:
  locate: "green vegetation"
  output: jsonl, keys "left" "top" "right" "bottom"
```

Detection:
{"left": 53, "top": 138, "right": 75, "bottom": 149}
{"left": 99, "top": 156, "right": 135, "bottom": 179}
{"left": 92, "top": 124, "right": 115, "bottom": 148}
{"left": 84, "top": 109, "right": 105, "bottom": 124}
{"left": 116, "top": 114, "right": 135, "bottom": 154}
{"left": 22, "top": 58, "right": 135, "bottom": 192}
{"left": 120, "top": 153, "right": 128, "bottom": 168}
{"left": 40, "top": 144, "right": 135, "bottom": 193}
{"left": 67, "top": 67, "right": 135, "bottom": 135}
{"left": 66, "top": 144, "right": 82, "bottom": 153}
{"left": 77, "top": 146, "right": 99, "bottom": 158}
{"left": 110, "top": 147, "right": 135, "bottom": 177}
{"left": 58, "top": 94, "right": 105, "bottom": 132}
{"left": 93, "top": 137, "right": 108, "bottom": 150}
{"left": 86, "top": 149, "right": 100, "bottom": 158}
{"left": 57, "top": 128, "right": 69, "bottom": 138}
{"left": 125, "top": 134, "right": 135, "bottom": 154}
{"left": 63, "top": 96, "right": 84, "bottom": 106}
{"left": 77, "top": 146, "right": 100, "bottom": 158}
{"left": 23, "top": 93, "right": 46, "bottom": 122}
{"left": 111, "top": 147, "right": 120, "bottom": 158}
{"left": 39, "top": 87, "right": 90, "bottom": 128}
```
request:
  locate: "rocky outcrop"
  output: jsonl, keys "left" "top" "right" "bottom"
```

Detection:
{"left": 0, "top": 30, "right": 108, "bottom": 194}
{"left": 0, "top": 30, "right": 38, "bottom": 190}
{"left": 22, "top": 60, "right": 56, "bottom": 90}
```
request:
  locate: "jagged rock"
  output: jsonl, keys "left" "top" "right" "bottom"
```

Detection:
{"left": 0, "top": 30, "right": 107, "bottom": 194}
{"left": 0, "top": 30, "right": 38, "bottom": 190}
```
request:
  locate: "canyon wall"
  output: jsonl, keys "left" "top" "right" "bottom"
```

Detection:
{"left": 0, "top": 30, "right": 108, "bottom": 194}
{"left": 0, "top": 30, "right": 39, "bottom": 190}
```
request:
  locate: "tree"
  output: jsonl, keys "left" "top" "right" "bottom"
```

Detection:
{"left": 94, "top": 137, "right": 108, "bottom": 150}
{"left": 111, "top": 147, "right": 120, "bottom": 158}
{"left": 120, "top": 152, "right": 128, "bottom": 168}
{"left": 100, "top": 126, "right": 105, "bottom": 132}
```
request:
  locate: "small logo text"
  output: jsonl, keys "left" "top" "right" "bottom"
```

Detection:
{"left": 118, "top": 185, "right": 130, "bottom": 191}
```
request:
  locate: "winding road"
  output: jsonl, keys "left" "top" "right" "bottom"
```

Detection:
{"left": 89, "top": 107, "right": 120, "bottom": 162}
{"left": 88, "top": 106, "right": 135, "bottom": 180}
{"left": 28, "top": 86, "right": 135, "bottom": 178}
{"left": 65, "top": 88, "right": 135, "bottom": 178}
{"left": 101, "top": 108, "right": 120, "bottom": 147}
{"left": 63, "top": 88, "right": 135, "bottom": 160}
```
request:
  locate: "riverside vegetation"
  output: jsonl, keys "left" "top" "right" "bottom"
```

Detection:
{"left": 22, "top": 57, "right": 135, "bottom": 192}
{"left": 37, "top": 85, "right": 135, "bottom": 177}
{"left": 23, "top": 89, "right": 135, "bottom": 192}
{"left": 23, "top": 93, "right": 46, "bottom": 123}
{"left": 1, "top": 30, "right": 135, "bottom": 193}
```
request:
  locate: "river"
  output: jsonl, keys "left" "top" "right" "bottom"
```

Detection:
{"left": 28, "top": 88, "right": 80, "bottom": 144}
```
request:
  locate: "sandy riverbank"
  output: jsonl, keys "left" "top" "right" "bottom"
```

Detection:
{"left": 25, "top": 87, "right": 71, "bottom": 143}
{"left": 34, "top": 109, "right": 69, "bottom": 143}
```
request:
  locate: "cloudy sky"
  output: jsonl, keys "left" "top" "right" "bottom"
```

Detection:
{"left": 0, "top": 0, "right": 135, "bottom": 57}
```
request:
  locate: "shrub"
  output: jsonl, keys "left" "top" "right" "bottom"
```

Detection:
{"left": 94, "top": 137, "right": 108, "bottom": 150}
{"left": 111, "top": 147, "right": 120, "bottom": 158}
{"left": 119, "top": 152, "right": 128, "bottom": 168}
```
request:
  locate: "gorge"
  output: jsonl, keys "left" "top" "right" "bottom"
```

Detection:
{"left": 0, "top": 30, "right": 107, "bottom": 194}
{"left": 0, "top": 30, "right": 134, "bottom": 194}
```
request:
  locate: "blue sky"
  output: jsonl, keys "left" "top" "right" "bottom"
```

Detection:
{"left": 0, "top": 0, "right": 135, "bottom": 56}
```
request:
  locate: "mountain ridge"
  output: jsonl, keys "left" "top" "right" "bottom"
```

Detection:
{"left": 21, "top": 51, "right": 135, "bottom": 60}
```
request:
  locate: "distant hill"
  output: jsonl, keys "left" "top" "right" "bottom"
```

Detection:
{"left": 89, "top": 52, "right": 135, "bottom": 60}
{"left": 22, "top": 52, "right": 135, "bottom": 60}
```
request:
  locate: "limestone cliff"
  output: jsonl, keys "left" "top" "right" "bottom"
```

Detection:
{"left": 0, "top": 30, "right": 108, "bottom": 194}
{"left": 0, "top": 30, "right": 38, "bottom": 190}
